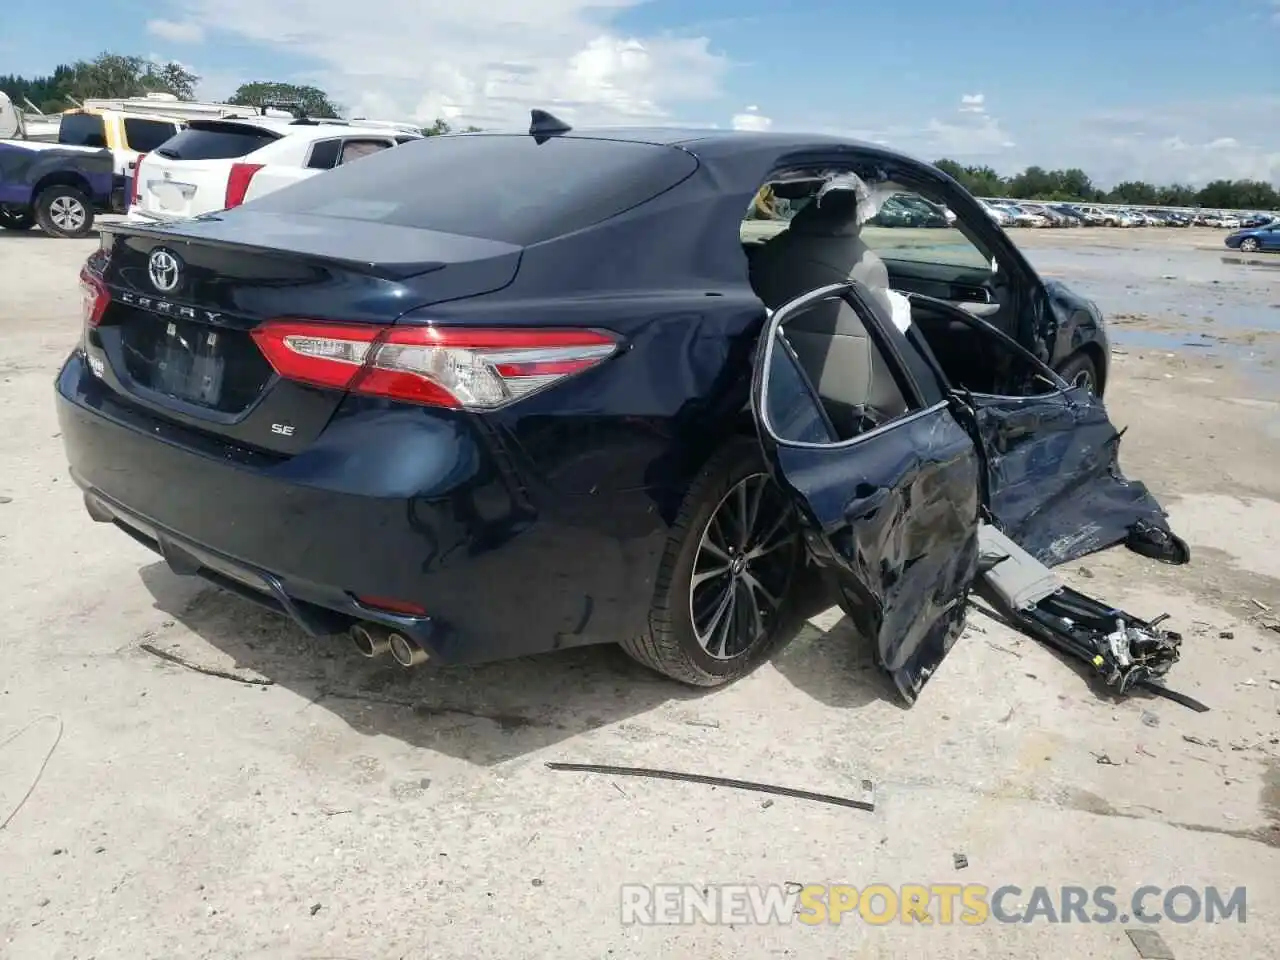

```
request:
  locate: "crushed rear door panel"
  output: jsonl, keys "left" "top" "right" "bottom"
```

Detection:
{"left": 751, "top": 282, "right": 984, "bottom": 703}
{"left": 969, "top": 388, "right": 1188, "bottom": 566}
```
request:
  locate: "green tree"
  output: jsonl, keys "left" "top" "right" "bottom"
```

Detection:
{"left": 1197, "top": 178, "right": 1278, "bottom": 210}
{"left": 420, "top": 118, "right": 482, "bottom": 136}
{"left": 1107, "top": 180, "right": 1160, "bottom": 205}
{"left": 0, "top": 65, "right": 75, "bottom": 112}
{"left": 1058, "top": 168, "right": 1098, "bottom": 202}
{"left": 1155, "top": 183, "right": 1198, "bottom": 207}
{"left": 65, "top": 53, "right": 199, "bottom": 101}
{"left": 934, "top": 159, "right": 1007, "bottom": 198}
{"left": 229, "top": 81, "right": 341, "bottom": 118}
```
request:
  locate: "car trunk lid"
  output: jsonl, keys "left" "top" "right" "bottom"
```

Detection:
{"left": 135, "top": 152, "right": 236, "bottom": 220}
{"left": 91, "top": 212, "right": 522, "bottom": 455}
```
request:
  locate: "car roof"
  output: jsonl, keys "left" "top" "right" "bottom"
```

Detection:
{"left": 548, "top": 127, "right": 880, "bottom": 154}
{"left": 189, "top": 116, "right": 419, "bottom": 139}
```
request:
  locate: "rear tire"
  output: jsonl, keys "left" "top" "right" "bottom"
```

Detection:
{"left": 35, "top": 186, "right": 94, "bottom": 238}
{"left": 0, "top": 209, "right": 35, "bottom": 231}
{"left": 621, "top": 438, "right": 802, "bottom": 687}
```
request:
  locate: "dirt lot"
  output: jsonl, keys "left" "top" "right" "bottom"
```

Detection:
{"left": 1, "top": 226, "right": 1278, "bottom": 959}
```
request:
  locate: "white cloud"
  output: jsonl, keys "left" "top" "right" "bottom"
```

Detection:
{"left": 146, "top": 19, "right": 205, "bottom": 44}
{"left": 1040, "top": 96, "right": 1280, "bottom": 185}
{"left": 926, "top": 115, "right": 1014, "bottom": 153}
{"left": 958, "top": 93, "right": 985, "bottom": 114}
{"left": 732, "top": 105, "right": 772, "bottom": 131}
{"left": 167, "top": 0, "right": 727, "bottom": 126}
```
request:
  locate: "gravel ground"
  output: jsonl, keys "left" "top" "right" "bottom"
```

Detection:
{"left": 1, "top": 225, "right": 1278, "bottom": 959}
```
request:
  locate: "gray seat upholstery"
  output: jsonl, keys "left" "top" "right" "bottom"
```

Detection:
{"left": 749, "top": 190, "right": 908, "bottom": 435}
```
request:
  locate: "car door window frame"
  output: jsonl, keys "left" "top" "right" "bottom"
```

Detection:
{"left": 754, "top": 281, "right": 951, "bottom": 452}
{"left": 902, "top": 291, "right": 1072, "bottom": 400}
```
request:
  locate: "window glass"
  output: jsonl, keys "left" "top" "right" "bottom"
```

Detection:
{"left": 248, "top": 134, "right": 699, "bottom": 245}
{"left": 862, "top": 189, "right": 991, "bottom": 270}
{"left": 153, "top": 122, "right": 280, "bottom": 160}
{"left": 123, "top": 118, "right": 178, "bottom": 152}
{"left": 58, "top": 112, "right": 107, "bottom": 148}
{"left": 306, "top": 139, "right": 341, "bottom": 170}
{"left": 339, "top": 138, "right": 392, "bottom": 164}
{"left": 764, "top": 332, "right": 836, "bottom": 445}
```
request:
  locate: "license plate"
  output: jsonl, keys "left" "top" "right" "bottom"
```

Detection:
{"left": 150, "top": 180, "right": 195, "bottom": 212}
{"left": 154, "top": 321, "right": 226, "bottom": 406}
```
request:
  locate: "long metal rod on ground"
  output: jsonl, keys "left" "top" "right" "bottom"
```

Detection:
{"left": 545, "top": 762, "right": 875, "bottom": 811}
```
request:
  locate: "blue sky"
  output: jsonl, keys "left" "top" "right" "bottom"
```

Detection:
{"left": 3, "top": 0, "right": 1278, "bottom": 185}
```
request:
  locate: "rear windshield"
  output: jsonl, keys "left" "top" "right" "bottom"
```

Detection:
{"left": 59, "top": 112, "right": 107, "bottom": 148}
{"left": 153, "top": 121, "right": 280, "bottom": 161}
{"left": 247, "top": 134, "right": 699, "bottom": 245}
{"left": 124, "top": 117, "right": 179, "bottom": 153}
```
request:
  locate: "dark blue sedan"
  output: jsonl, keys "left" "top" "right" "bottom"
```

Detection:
{"left": 54, "top": 114, "right": 1184, "bottom": 703}
{"left": 1225, "top": 220, "right": 1280, "bottom": 253}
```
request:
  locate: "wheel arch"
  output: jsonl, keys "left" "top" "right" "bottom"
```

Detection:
{"left": 33, "top": 171, "right": 93, "bottom": 199}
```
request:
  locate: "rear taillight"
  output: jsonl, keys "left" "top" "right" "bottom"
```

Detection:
{"left": 250, "top": 322, "right": 619, "bottom": 410}
{"left": 79, "top": 265, "right": 109, "bottom": 328}
{"left": 129, "top": 153, "right": 146, "bottom": 207}
{"left": 225, "top": 163, "right": 264, "bottom": 209}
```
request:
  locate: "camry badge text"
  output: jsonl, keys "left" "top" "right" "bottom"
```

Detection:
{"left": 119, "top": 290, "right": 222, "bottom": 325}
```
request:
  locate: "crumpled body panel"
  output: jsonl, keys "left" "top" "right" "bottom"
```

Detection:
{"left": 776, "top": 404, "right": 981, "bottom": 702}
{"left": 971, "top": 388, "right": 1186, "bottom": 567}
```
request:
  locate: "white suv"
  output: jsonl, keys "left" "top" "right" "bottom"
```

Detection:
{"left": 127, "top": 115, "right": 423, "bottom": 223}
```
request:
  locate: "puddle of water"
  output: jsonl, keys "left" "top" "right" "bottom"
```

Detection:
{"left": 1026, "top": 242, "right": 1280, "bottom": 369}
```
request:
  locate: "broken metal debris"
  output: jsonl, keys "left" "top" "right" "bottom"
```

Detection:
{"left": 1126, "top": 927, "right": 1176, "bottom": 959}
{"left": 976, "top": 525, "right": 1206, "bottom": 712}
{"left": 545, "top": 763, "right": 875, "bottom": 812}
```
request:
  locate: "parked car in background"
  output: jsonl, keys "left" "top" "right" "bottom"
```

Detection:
{"left": 1079, "top": 205, "right": 1123, "bottom": 226}
{"left": 979, "top": 199, "right": 1011, "bottom": 225}
{"left": 1050, "top": 205, "right": 1089, "bottom": 226}
{"left": 0, "top": 139, "right": 117, "bottom": 236}
{"left": 1017, "top": 203, "right": 1069, "bottom": 227}
{"left": 870, "top": 192, "right": 951, "bottom": 228}
{"left": 128, "top": 115, "right": 423, "bottom": 224}
{"left": 1225, "top": 220, "right": 1280, "bottom": 253}
{"left": 57, "top": 107, "right": 184, "bottom": 186}
{"left": 999, "top": 203, "right": 1049, "bottom": 227}
{"left": 59, "top": 121, "right": 1136, "bottom": 697}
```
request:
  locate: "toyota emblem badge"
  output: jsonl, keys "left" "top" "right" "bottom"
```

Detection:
{"left": 148, "top": 248, "right": 182, "bottom": 293}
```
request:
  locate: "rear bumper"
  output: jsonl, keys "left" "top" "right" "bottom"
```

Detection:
{"left": 56, "top": 351, "right": 670, "bottom": 664}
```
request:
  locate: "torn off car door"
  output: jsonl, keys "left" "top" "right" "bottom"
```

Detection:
{"left": 751, "top": 282, "right": 984, "bottom": 704}
{"left": 904, "top": 293, "right": 1190, "bottom": 568}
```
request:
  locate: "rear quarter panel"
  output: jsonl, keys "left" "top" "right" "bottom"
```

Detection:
{"left": 244, "top": 164, "right": 318, "bottom": 202}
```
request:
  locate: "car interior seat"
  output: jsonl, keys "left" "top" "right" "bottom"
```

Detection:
{"left": 749, "top": 188, "right": 908, "bottom": 438}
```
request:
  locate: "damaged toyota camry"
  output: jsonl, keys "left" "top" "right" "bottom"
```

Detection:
{"left": 55, "top": 112, "right": 1188, "bottom": 702}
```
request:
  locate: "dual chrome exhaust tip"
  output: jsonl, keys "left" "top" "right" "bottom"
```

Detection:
{"left": 349, "top": 622, "right": 428, "bottom": 668}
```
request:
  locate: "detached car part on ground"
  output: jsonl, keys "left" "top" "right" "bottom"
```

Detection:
{"left": 0, "top": 140, "right": 117, "bottom": 237}
{"left": 56, "top": 117, "right": 1181, "bottom": 704}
